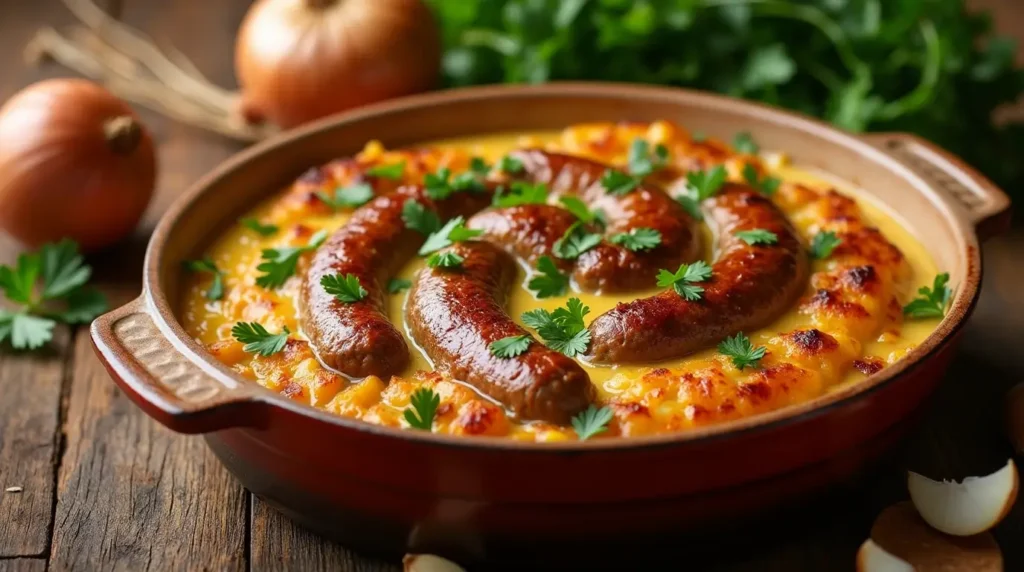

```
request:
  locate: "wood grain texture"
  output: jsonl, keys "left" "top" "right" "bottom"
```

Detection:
{"left": 0, "top": 559, "right": 47, "bottom": 572}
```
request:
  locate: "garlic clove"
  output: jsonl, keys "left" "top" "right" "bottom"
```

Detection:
{"left": 871, "top": 502, "right": 1003, "bottom": 571}
{"left": 856, "top": 539, "right": 914, "bottom": 572}
{"left": 908, "top": 459, "right": 1018, "bottom": 536}
{"left": 402, "top": 554, "right": 467, "bottom": 572}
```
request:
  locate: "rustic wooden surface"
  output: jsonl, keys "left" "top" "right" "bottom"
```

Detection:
{"left": 0, "top": 1, "right": 1021, "bottom": 571}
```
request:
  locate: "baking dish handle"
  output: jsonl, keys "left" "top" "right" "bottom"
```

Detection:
{"left": 863, "top": 132, "right": 1011, "bottom": 242}
{"left": 90, "top": 296, "right": 266, "bottom": 434}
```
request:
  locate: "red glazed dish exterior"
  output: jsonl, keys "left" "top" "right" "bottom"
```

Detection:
{"left": 90, "top": 84, "right": 1009, "bottom": 566}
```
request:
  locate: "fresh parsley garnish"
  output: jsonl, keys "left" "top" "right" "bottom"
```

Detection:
{"left": 571, "top": 405, "right": 614, "bottom": 441}
{"left": 255, "top": 229, "right": 328, "bottom": 289}
{"left": 231, "top": 322, "right": 290, "bottom": 357}
{"left": 733, "top": 132, "right": 760, "bottom": 154}
{"left": 627, "top": 139, "right": 670, "bottom": 177}
{"left": 742, "top": 163, "right": 781, "bottom": 196}
{"left": 427, "top": 251, "right": 465, "bottom": 269}
{"left": 520, "top": 297, "right": 591, "bottom": 357}
{"left": 610, "top": 227, "right": 662, "bottom": 252}
{"left": 404, "top": 387, "right": 440, "bottom": 430}
{"left": 424, "top": 167, "right": 485, "bottom": 200}
{"left": 718, "top": 332, "right": 767, "bottom": 370}
{"left": 553, "top": 222, "right": 602, "bottom": 260}
{"left": 316, "top": 182, "right": 374, "bottom": 210}
{"left": 600, "top": 169, "right": 640, "bottom": 196}
{"left": 809, "top": 230, "right": 842, "bottom": 260}
{"left": 676, "top": 165, "right": 727, "bottom": 220}
{"left": 903, "top": 273, "right": 952, "bottom": 319}
{"left": 493, "top": 181, "right": 548, "bottom": 207}
{"left": 489, "top": 334, "right": 532, "bottom": 358}
{"left": 239, "top": 218, "right": 279, "bottom": 236}
{"left": 735, "top": 229, "right": 779, "bottom": 246}
{"left": 401, "top": 199, "right": 442, "bottom": 235}
{"left": 387, "top": 278, "right": 412, "bottom": 294}
{"left": 0, "top": 239, "right": 107, "bottom": 350}
{"left": 320, "top": 273, "right": 367, "bottom": 303}
{"left": 498, "top": 155, "right": 524, "bottom": 174}
{"left": 656, "top": 260, "right": 713, "bottom": 301}
{"left": 366, "top": 161, "right": 405, "bottom": 180}
{"left": 183, "top": 258, "right": 224, "bottom": 300}
{"left": 470, "top": 156, "right": 490, "bottom": 175}
{"left": 558, "top": 196, "right": 601, "bottom": 226}
{"left": 418, "top": 216, "right": 482, "bottom": 255}
{"left": 527, "top": 255, "right": 569, "bottom": 298}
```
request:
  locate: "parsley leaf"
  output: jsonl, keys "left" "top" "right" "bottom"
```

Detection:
{"left": 427, "top": 251, "right": 464, "bottom": 269}
{"left": 404, "top": 387, "right": 440, "bottom": 430}
{"left": 600, "top": 169, "right": 639, "bottom": 195}
{"left": 489, "top": 334, "right": 532, "bottom": 358}
{"left": 520, "top": 297, "right": 591, "bottom": 357}
{"left": 553, "top": 222, "right": 602, "bottom": 260}
{"left": 676, "top": 165, "right": 728, "bottom": 220}
{"left": 733, "top": 132, "right": 760, "bottom": 154}
{"left": 183, "top": 258, "right": 225, "bottom": 300}
{"left": 718, "top": 332, "right": 767, "bottom": 370}
{"left": 387, "top": 278, "right": 412, "bottom": 294}
{"left": 809, "top": 231, "right": 842, "bottom": 260}
{"left": 366, "top": 161, "right": 405, "bottom": 180}
{"left": 735, "top": 229, "right": 779, "bottom": 246}
{"left": 1, "top": 313, "right": 55, "bottom": 350}
{"left": 742, "top": 164, "right": 781, "bottom": 196}
{"left": 255, "top": 230, "right": 328, "bottom": 289}
{"left": 320, "top": 273, "right": 368, "bottom": 303}
{"left": 0, "top": 253, "right": 40, "bottom": 304}
{"left": 627, "top": 139, "right": 670, "bottom": 177}
{"left": 558, "top": 196, "right": 599, "bottom": 225}
{"left": 425, "top": 167, "right": 484, "bottom": 200}
{"left": 40, "top": 240, "right": 91, "bottom": 299}
{"left": 610, "top": 227, "right": 662, "bottom": 252}
{"left": 239, "top": 218, "right": 279, "bottom": 236}
{"left": 470, "top": 156, "right": 490, "bottom": 174}
{"left": 572, "top": 405, "right": 614, "bottom": 441}
{"left": 527, "top": 255, "right": 569, "bottom": 298}
{"left": 498, "top": 155, "right": 524, "bottom": 174}
{"left": 419, "top": 216, "right": 482, "bottom": 255}
{"left": 231, "top": 322, "right": 290, "bottom": 357}
{"left": 657, "top": 260, "right": 713, "bottom": 301}
{"left": 903, "top": 273, "right": 952, "bottom": 319}
{"left": 493, "top": 181, "right": 548, "bottom": 207}
{"left": 316, "top": 182, "right": 374, "bottom": 209}
{"left": 401, "top": 199, "right": 442, "bottom": 235}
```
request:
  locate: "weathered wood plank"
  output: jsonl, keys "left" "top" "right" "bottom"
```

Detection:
{"left": 250, "top": 497, "right": 397, "bottom": 572}
{"left": 0, "top": 558, "right": 47, "bottom": 572}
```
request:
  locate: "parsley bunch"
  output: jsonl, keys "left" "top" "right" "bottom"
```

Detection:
{"left": 521, "top": 297, "right": 591, "bottom": 357}
{"left": 0, "top": 240, "right": 108, "bottom": 350}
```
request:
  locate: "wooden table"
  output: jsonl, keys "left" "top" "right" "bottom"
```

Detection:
{"left": 0, "top": 1, "right": 1021, "bottom": 570}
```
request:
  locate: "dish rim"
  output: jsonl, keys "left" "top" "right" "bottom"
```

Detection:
{"left": 141, "top": 82, "right": 983, "bottom": 452}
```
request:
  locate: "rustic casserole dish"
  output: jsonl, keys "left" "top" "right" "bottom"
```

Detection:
{"left": 91, "top": 84, "right": 1010, "bottom": 564}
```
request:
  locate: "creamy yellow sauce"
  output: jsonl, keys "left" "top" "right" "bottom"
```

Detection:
{"left": 180, "top": 124, "right": 941, "bottom": 440}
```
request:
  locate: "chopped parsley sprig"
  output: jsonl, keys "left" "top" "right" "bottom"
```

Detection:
{"left": 424, "top": 167, "right": 485, "bottom": 200}
{"left": 521, "top": 297, "right": 591, "bottom": 357}
{"left": 600, "top": 138, "right": 671, "bottom": 196}
{"left": 419, "top": 216, "right": 482, "bottom": 256}
{"left": 404, "top": 387, "right": 440, "bottom": 431}
{"left": 559, "top": 196, "right": 605, "bottom": 227}
{"left": 427, "top": 251, "right": 465, "bottom": 269}
{"left": 742, "top": 164, "right": 781, "bottom": 196}
{"left": 493, "top": 181, "right": 548, "bottom": 207}
{"left": 553, "top": 222, "right": 602, "bottom": 260}
{"left": 183, "top": 258, "right": 224, "bottom": 301}
{"left": 676, "top": 165, "right": 727, "bottom": 220}
{"left": 231, "top": 322, "right": 290, "bottom": 357}
{"left": 498, "top": 155, "right": 524, "bottom": 174}
{"left": 735, "top": 229, "right": 779, "bottom": 246}
{"left": 489, "top": 334, "right": 532, "bottom": 358}
{"left": 255, "top": 229, "right": 329, "bottom": 289}
{"left": 401, "top": 199, "right": 441, "bottom": 235}
{"left": 610, "top": 227, "right": 662, "bottom": 251}
{"left": 733, "top": 131, "right": 760, "bottom": 154}
{"left": 316, "top": 182, "right": 374, "bottom": 210}
{"left": 366, "top": 161, "right": 405, "bottom": 180}
{"left": 321, "top": 273, "right": 368, "bottom": 303}
{"left": 809, "top": 230, "right": 842, "bottom": 260}
{"left": 572, "top": 405, "right": 614, "bottom": 440}
{"left": 718, "top": 332, "right": 767, "bottom": 370}
{"left": 903, "top": 273, "right": 952, "bottom": 319}
{"left": 527, "top": 256, "right": 569, "bottom": 298}
{"left": 656, "top": 260, "right": 713, "bottom": 301}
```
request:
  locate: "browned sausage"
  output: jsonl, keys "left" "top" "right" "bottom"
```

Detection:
{"left": 466, "top": 204, "right": 577, "bottom": 270}
{"left": 586, "top": 184, "right": 809, "bottom": 363}
{"left": 407, "top": 241, "right": 595, "bottom": 423}
{"left": 300, "top": 185, "right": 490, "bottom": 378}
{"left": 489, "top": 150, "right": 700, "bottom": 292}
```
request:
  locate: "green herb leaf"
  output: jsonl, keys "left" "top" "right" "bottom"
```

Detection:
{"left": 498, "top": 155, "right": 524, "bottom": 174}
{"left": 610, "top": 227, "right": 662, "bottom": 251}
{"left": 520, "top": 297, "right": 591, "bottom": 357}
{"left": 735, "top": 229, "right": 779, "bottom": 246}
{"left": 366, "top": 161, "right": 405, "bottom": 180}
{"left": 718, "top": 332, "right": 767, "bottom": 370}
{"left": 401, "top": 199, "right": 442, "bottom": 235}
{"left": 316, "top": 182, "right": 374, "bottom": 210}
{"left": 493, "top": 181, "right": 548, "bottom": 207}
{"left": 600, "top": 169, "right": 639, "bottom": 195}
{"left": 470, "top": 156, "right": 490, "bottom": 175}
{"left": 419, "top": 216, "right": 482, "bottom": 255}
{"left": 240, "top": 218, "right": 279, "bottom": 236}
{"left": 656, "top": 260, "right": 713, "bottom": 301}
{"left": 387, "top": 278, "right": 412, "bottom": 294}
{"left": 489, "top": 334, "right": 532, "bottom": 358}
{"left": 40, "top": 239, "right": 90, "bottom": 299}
{"left": 903, "top": 273, "right": 952, "bottom": 319}
{"left": 320, "top": 273, "right": 368, "bottom": 303}
{"left": 742, "top": 164, "right": 781, "bottom": 197}
{"left": 404, "top": 387, "right": 440, "bottom": 430}
{"left": 553, "top": 222, "right": 602, "bottom": 260}
{"left": 2, "top": 313, "right": 55, "bottom": 350}
{"left": 733, "top": 132, "right": 759, "bottom": 154}
{"left": 558, "top": 196, "right": 598, "bottom": 224}
{"left": 809, "top": 231, "right": 842, "bottom": 260}
{"left": 424, "top": 167, "right": 454, "bottom": 200}
{"left": 627, "top": 139, "right": 669, "bottom": 176}
{"left": 231, "top": 322, "right": 290, "bottom": 357}
{"left": 527, "top": 255, "right": 569, "bottom": 298}
{"left": 0, "top": 253, "right": 40, "bottom": 305}
{"left": 427, "top": 251, "right": 464, "bottom": 269}
{"left": 255, "top": 230, "right": 328, "bottom": 289}
{"left": 572, "top": 405, "right": 614, "bottom": 441}
{"left": 183, "top": 258, "right": 225, "bottom": 300}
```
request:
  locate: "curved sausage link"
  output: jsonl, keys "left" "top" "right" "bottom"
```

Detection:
{"left": 300, "top": 185, "right": 490, "bottom": 379}
{"left": 407, "top": 241, "right": 595, "bottom": 423}
{"left": 466, "top": 204, "right": 578, "bottom": 270}
{"left": 485, "top": 150, "right": 700, "bottom": 292}
{"left": 586, "top": 184, "right": 810, "bottom": 364}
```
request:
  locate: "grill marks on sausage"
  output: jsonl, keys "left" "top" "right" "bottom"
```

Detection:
{"left": 406, "top": 241, "right": 594, "bottom": 424}
{"left": 586, "top": 184, "right": 810, "bottom": 363}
